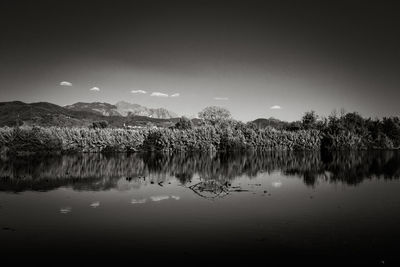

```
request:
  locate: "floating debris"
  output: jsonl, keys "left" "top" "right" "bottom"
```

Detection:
{"left": 186, "top": 180, "right": 252, "bottom": 200}
{"left": 231, "top": 189, "right": 249, "bottom": 192}
{"left": 188, "top": 180, "right": 230, "bottom": 199}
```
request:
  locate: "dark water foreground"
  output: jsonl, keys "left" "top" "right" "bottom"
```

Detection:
{"left": 1, "top": 151, "right": 400, "bottom": 264}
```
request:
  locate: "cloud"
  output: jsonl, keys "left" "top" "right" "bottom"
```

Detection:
{"left": 214, "top": 97, "right": 229, "bottom": 101}
{"left": 90, "top": 87, "right": 100, "bottom": 91}
{"left": 60, "top": 81, "right": 72, "bottom": 86}
{"left": 270, "top": 105, "right": 282, "bottom": 110}
{"left": 171, "top": 195, "right": 180, "bottom": 200}
{"left": 151, "top": 92, "right": 169, "bottom": 97}
{"left": 131, "top": 90, "right": 147, "bottom": 94}
{"left": 170, "top": 93, "right": 180, "bottom": 97}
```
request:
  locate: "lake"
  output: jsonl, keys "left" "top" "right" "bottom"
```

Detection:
{"left": 1, "top": 151, "right": 400, "bottom": 264}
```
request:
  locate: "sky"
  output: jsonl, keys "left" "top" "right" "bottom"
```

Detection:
{"left": 1, "top": 0, "right": 400, "bottom": 122}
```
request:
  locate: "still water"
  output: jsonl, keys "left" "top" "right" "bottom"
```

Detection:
{"left": 1, "top": 151, "right": 400, "bottom": 264}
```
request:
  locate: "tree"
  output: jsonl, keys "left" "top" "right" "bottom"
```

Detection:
{"left": 327, "top": 110, "right": 344, "bottom": 134}
{"left": 286, "top": 121, "right": 302, "bottom": 131}
{"left": 341, "top": 112, "right": 365, "bottom": 134}
{"left": 198, "top": 106, "right": 232, "bottom": 125}
{"left": 382, "top": 117, "right": 400, "bottom": 147}
{"left": 301, "top": 110, "right": 318, "bottom": 130}
{"left": 90, "top": 120, "right": 108, "bottom": 129}
{"left": 174, "top": 117, "right": 193, "bottom": 130}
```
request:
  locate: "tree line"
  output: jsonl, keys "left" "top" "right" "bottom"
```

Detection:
{"left": 174, "top": 106, "right": 400, "bottom": 150}
{"left": 0, "top": 106, "right": 399, "bottom": 154}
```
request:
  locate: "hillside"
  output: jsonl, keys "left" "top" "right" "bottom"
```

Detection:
{"left": 65, "top": 101, "right": 178, "bottom": 119}
{"left": 65, "top": 102, "right": 121, "bottom": 116}
{"left": 115, "top": 101, "right": 178, "bottom": 118}
{"left": 0, "top": 101, "right": 179, "bottom": 128}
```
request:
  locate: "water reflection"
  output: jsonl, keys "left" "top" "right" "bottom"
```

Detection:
{"left": 0, "top": 150, "right": 399, "bottom": 192}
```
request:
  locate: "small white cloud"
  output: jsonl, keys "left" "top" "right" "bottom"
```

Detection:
{"left": 90, "top": 87, "right": 100, "bottom": 91}
{"left": 214, "top": 97, "right": 229, "bottom": 101}
{"left": 171, "top": 195, "right": 180, "bottom": 200}
{"left": 131, "top": 198, "right": 147, "bottom": 204}
{"left": 131, "top": 90, "right": 147, "bottom": 94}
{"left": 150, "top": 195, "right": 170, "bottom": 202}
{"left": 270, "top": 105, "right": 282, "bottom": 110}
{"left": 90, "top": 201, "right": 100, "bottom": 208}
{"left": 151, "top": 92, "right": 169, "bottom": 97}
{"left": 60, "top": 81, "right": 72, "bottom": 86}
{"left": 170, "top": 93, "right": 180, "bottom": 98}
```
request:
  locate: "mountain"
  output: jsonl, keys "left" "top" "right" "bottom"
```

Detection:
{"left": 65, "top": 102, "right": 121, "bottom": 116}
{"left": 0, "top": 101, "right": 179, "bottom": 128}
{"left": 0, "top": 101, "right": 100, "bottom": 127}
{"left": 65, "top": 101, "right": 178, "bottom": 119}
{"left": 115, "top": 101, "right": 178, "bottom": 118}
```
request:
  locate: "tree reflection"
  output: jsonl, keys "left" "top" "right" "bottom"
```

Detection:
{"left": 0, "top": 150, "right": 399, "bottom": 192}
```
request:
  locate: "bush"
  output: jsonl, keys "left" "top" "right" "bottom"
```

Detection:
{"left": 174, "top": 117, "right": 193, "bottom": 130}
{"left": 1, "top": 111, "right": 400, "bottom": 155}
{"left": 302, "top": 111, "right": 318, "bottom": 130}
{"left": 90, "top": 120, "right": 108, "bottom": 129}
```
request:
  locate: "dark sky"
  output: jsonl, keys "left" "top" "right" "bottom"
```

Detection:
{"left": 1, "top": 0, "right": 400, "bottom": 121}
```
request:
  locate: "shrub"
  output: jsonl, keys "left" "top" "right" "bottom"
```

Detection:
{"left": 90, "top": 120, "right": 108, "bottom": 129}
{"left": 174, "top": 117, "right": 193, "bottom": 130}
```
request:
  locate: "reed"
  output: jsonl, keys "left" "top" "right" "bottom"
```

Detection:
{"left": 0, "top": 125, "right": 323, "bottom": 154}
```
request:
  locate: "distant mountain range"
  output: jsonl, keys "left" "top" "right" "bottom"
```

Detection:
{"left": 0, "top": 101, "right": 284, "bottom": 129}
{"left": 0, "top": 101, "right": 179, "bottom": 127}
{"left": 65, "top": 101, "right": 178, "bottom": 119}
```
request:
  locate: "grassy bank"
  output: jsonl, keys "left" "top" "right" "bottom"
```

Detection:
{"left": 1, "top": 105, "right": 399, "bottom": 154}
{"left": 1, "top": 116, "right": 399, "bottom": 155}
{"left": 0, "top": 126, "right": 321, "bottom": 154}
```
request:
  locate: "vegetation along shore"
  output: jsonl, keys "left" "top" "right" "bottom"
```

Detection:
{"left": 0, "top": 106, "right": 399, "bottom": 154}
